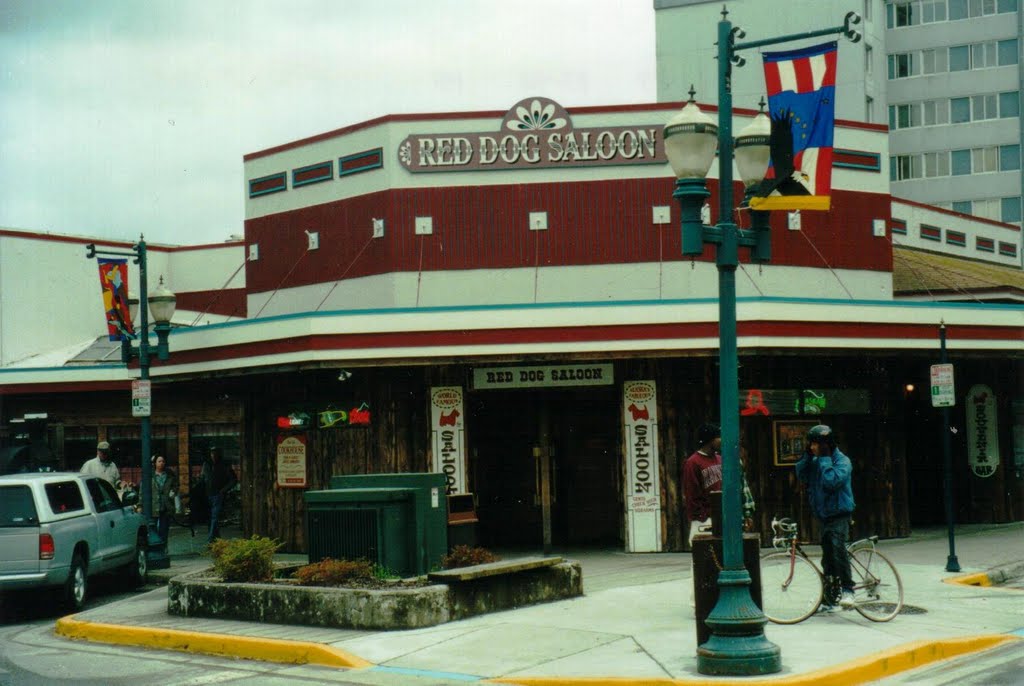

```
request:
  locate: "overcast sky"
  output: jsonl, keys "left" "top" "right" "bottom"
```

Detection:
{"left": 0, "top": 1, "right": 655, "bottom": 246}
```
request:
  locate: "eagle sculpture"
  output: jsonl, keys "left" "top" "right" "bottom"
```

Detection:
{"left": 756, "top": 108, "right": 811, "bottom": 198}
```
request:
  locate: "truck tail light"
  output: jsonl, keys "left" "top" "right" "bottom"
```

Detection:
{"left": 39, "top": 534, "right": 55, "bottom": 560}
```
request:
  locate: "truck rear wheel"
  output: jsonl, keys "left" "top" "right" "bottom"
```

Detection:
{"left": 64, "top": 553, "right": 88, "bottom": 612}
{"left": 125, "top": 535, "right": 148, "bottom": 587}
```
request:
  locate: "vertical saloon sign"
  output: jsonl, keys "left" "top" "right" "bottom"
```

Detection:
{"left": 430, "top": 386, "right": 467, "bottom": 494}
{"left": 398, "top": 97, "right": 665, "bottom": 172}
{"left": 966, "top": 384, "right": 999, "bottom": 478}
{"left": 623, "top": 380, "right": 662, "bottom": 552}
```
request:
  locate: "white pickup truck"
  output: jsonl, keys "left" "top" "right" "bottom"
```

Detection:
{"left": 0, "top": 472, "right": 149, "bottom": 610}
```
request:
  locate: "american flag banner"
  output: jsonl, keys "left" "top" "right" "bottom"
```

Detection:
{"left": 97, "top": 258, "right": 134, "bottom": 341}
{"left": 751, "top": 41, "right": 837, "bottom": 211}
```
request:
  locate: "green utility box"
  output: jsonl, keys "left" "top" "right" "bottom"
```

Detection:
{"left": 305, "top": 488, "right": 418, "bottom": 576}
{"left": 310, "top": 472, "right": 448, "bottom": 576}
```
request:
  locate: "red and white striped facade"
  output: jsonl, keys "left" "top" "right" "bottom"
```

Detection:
{"left": 3, "top": 98, "right": 1021, "bottom": 387}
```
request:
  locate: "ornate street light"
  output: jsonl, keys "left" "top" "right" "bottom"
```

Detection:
{"left": 663, "top": 6, "right": 860, "bottom": 676}
{"left": 86, "top": 237, "right": 176, "bottom": 569}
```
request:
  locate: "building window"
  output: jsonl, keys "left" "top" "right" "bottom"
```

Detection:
{"left": 63, "top": 426, "right": 98, "bottom": 471}
{"left": 888, "top": 53, "right": 918, "bottom": 79}
{"left": 949, "top": 45, "right": 970, "bottom": 71}
{"left": 188, "top": 423, "right": 241, "bottom": 483}
{"left": 951, "top": 149, "right": 971, "bottom": 175}
{"left": 923, "top": 152, "right": 950, "bottom": 177}
{"left": 1000, "top": 91, "right": 1020, "bottom": 118}
{"left": 998, "top": 39, "right": 1019, "bottom": 66}
{"left": 891, "top": 155, "right": 922, "bottom": 180}
{"left": 922, "top": 99, "right": 950, "bottom": 125}
{"left": 106, "top": 424, "right": 178, "bottom": 490}
{"left": 999, "top": 241, "right": 1018, "bottom": 257}
{"left": 950, "top": 98, "right": 970, "bottom": 123}
{"left": 949, "top": 0, "right": 969, "bottom": 19}
{"left": 972, "top": 146, "right": 999, "bottom": 173}
{"left": 1002, "top": 196, "right": 1023, "bottom": 223}
{"left": 946, "top": 230, "right": 967, "bottom": 247}
{"left": 977, "top": 236, "right": 996, "bottom": 252}
{"left": 953, "top": 200, "right": 973, "bottom": 214}
{"left": 921, "top": 48, "right": 948, "bottom": 74}
{"left": 973, "top": 197, "right": 1002, "bottom": 221}
{"left": 972, "top": 94, "right": 998, "bottom": 120}
{"left": 892, "top": 218, "right": 908, "bottom": 235}
{"left": 1000, "top": 144, "right": 1021, "bottom": 171}
{"left": 920, "top": 223, "right": 943, "bottom": 241}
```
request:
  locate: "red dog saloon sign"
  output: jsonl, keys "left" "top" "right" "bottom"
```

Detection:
{"left": 623, "top": 380, "right": 662, "bottom": 552}
{"left": 430, "top": 386, "right": 467, "bottom": 495}
{"left": 397, "top": 97, "right": 666, "bottom": 172}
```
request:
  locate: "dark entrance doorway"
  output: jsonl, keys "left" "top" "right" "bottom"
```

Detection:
{"left": 469, "top": 387, "right": 621, "bottom": 549}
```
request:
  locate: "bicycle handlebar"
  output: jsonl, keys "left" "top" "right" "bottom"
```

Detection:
{"left": 771, "top": 516, "right": 798, "bottom": 534}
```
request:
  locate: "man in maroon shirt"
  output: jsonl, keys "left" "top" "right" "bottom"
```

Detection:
{"left": 684, "top": 423, "right": 723, "bottom": 545}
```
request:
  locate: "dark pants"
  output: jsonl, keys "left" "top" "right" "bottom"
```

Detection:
{"left": 820, "top": 515, "right": 854, "bottom": 602}
{"left": 207, "top": 492, "right": 224, "bottom": 544}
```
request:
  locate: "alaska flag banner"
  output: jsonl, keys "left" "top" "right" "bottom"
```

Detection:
{"left": 97, "top": 258, "right": 134, "bottom": 341}
{"left": 751, "top": 41, "right": 837, "bottom": 211}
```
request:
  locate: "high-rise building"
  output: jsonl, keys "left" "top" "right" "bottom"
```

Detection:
{"left": 654, "top": 0, "right": 1022, "bottom": 228}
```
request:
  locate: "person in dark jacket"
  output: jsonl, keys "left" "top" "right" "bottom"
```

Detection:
{"left": 795, "top": 424, "right": 856, "bottom": 611}
{"left": 201, "top": 447, "right": 237, "bottom": 545}
{"left": 150, "top": 454, "right": 179, "bottom": 545}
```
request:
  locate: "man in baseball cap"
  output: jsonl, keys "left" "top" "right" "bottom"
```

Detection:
{"left": 80, "top": 440, "right": 124, "bottom": 489}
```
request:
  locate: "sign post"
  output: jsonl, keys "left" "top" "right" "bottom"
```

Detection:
{"left": 930, "top": 363, "right": 955, "bottom": 408}
{"left": 936, "top": 323, "right": 960, "bottom": 572}
{"left": 131, "top": 380, "right": 151, "bottom": 418}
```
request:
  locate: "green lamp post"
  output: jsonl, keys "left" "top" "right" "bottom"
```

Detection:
{"left": 663, "top": 6, "right": 861, "bottom": 676}
{"left": 87, "top": 237, "right": 176, "bottom": 569}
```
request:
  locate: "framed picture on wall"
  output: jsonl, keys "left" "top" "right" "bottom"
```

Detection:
{"left": 773, "top": 420, "right": 816, "bottom": 466}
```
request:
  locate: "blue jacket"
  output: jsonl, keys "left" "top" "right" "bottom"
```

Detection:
{"left": 795, "top": 447, "right": 855, "bottom": 520}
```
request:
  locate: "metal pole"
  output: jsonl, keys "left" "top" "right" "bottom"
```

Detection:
{"left": 696, "top": 12, "right": 780, "bottom": 676}
{"left": 138, "top": 239, "right": 152, "bottom": 528}
{"left": 940, "top": 323, "right": 960, "bottom": 572}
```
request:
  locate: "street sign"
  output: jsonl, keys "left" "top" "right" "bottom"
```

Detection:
{"left": 132, "top": 379, "right": 151, "bottom": 417}
{"left": 930, "top": 363, "right": 955, "bottom": 408}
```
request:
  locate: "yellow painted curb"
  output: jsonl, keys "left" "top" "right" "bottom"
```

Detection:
{"left": 944, "top": 572, "right": 992, "bottom": 587}
{"left": 54, "top": 616, "right": 372, "bottom": 669}
{"left": 484, "top": 635, "right": 1020, "bottom": 686}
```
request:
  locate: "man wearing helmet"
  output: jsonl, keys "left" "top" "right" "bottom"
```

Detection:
{"left": 795, "top": 424, "right": 856, "bottom": 611}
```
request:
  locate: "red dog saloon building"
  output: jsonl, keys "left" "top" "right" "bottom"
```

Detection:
{"left": 211, "top": 96, "right": 1020, "bottom": 552}
{"left": 4, "top": 97, "right": 1019, "bottom": 553}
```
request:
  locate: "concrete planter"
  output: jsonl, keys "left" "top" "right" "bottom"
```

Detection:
{"left": 167, "top": 560, "right": 582, "bottom": 630}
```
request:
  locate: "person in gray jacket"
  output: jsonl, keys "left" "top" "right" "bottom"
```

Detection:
{"left": 795, "top": 424, "right": 856, "bottom": 611}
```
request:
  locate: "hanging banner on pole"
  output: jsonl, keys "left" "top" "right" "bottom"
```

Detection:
{"left": 96, "top": 258, "right": 134, "bottom": 341}
{"left": 430, "top": 386, "right": 467, "bottom": 495}
{"left": 751, "top": 41, "right": 837, "bottom": 211}
{"left": 623, "top": 380, "right": 662, "bottom": 552}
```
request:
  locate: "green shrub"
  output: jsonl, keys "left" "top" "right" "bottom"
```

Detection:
{"left": 208, "top": 535, "right": 281, "bottom": 583}
{"left": 294, "top": 558, "right": 374, "bottom": 586}
{"left": 441, "top": 545, "right": 499, "bottom": 569}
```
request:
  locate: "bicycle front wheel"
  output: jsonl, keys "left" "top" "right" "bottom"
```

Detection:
{"left": 760, "top": 551, "right": 824, "bottom": 624}
{"left": 850, "top": 548, "right": 903, "bottom": 622}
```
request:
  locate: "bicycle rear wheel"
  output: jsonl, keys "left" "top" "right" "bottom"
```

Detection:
{"left": 760, "top": 551, "right": 823, "bottom": 624}
{"left": 850, "top": 548, "right": 903, "bottom": 622}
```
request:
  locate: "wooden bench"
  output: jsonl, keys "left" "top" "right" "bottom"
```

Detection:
{"left": 428, "top": 556, "right": 564, "bottom": 582}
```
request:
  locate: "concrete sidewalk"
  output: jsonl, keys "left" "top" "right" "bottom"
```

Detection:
{"left": 56, "top": 522, "right": 1024, "bottom": 685}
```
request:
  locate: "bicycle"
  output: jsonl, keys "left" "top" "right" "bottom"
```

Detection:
{"left": 760, "top": 516, "right": 904, "bottom": 624}
{"left": 171, "top": 492, "right": 197, "bottom": 537}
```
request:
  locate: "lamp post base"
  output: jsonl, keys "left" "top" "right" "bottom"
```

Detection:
{"left": 147, "top": 526, "right": 171, "bottom": 570}
{"left": 697, "top": 570, "right": 782, "bottom": 676}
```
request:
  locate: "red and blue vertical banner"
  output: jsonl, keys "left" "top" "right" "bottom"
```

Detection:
{"left": 751, "top": 41, "right": 837, "bottom": 211}
{"left": 96, "top": 258, "right": 133, "bottom": 341}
